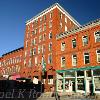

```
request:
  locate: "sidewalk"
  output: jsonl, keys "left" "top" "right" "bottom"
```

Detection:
{"left": 37, "top": 92, "right": 96, "bottom": 100}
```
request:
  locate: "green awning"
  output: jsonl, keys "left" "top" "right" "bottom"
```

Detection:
{"left": 56, "top": 66, "right": 100, "bottom": 73}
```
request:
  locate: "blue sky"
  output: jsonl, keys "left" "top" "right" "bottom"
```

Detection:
{"left": 0, "top": 0, "right": 100, "bottom": 57}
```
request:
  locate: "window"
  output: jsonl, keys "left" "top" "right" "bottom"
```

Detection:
{"left": 49, "top": 20, "right": 52, "bottom": 28}
{"left": 32, "top": 38, "right": 37, "bottom": 45}
{"left": 24, "top": 59, "right": 26, "bottom": 66}
{"left": 61, "top": 42, "right": 65, "bottom": 51}
{"left": 42, "top": 45, "right": 45, "bottom": 53}
{"left": 72, "top": 38, "right": 76, "bottom": 48}
{"left": 43, "top": 23, "right": 46, "bottom": 31}
{"left": 65, "top": 17, "right": 67, "bottom": 23}
{"left": 84, "top": 53, "right": 90, "bottom": 64}
{"left": 32, "top": 30, "right": 35, "bottom": 35}
{"left": 16, "top": 57, "right": 20, "bottom": 63}
{"left": 43, "top": 33, "right": 46, "bottom": 41}
{"left": 39, "top": 26, "right": 42, "bottom": 33}
{"left": 35, "top": 28, "right": 38, "bottom": 34}
{"left": 30, "top": 49, "right": 33, "bottom": 56}
{"left": 50, "top": 11, "right": 53, "bottom": 18}
{"left": 38, "top": 45, "right": 41, "bottom": 54}
{"left": 95, "top": 31, "right": 100, "bottom": 42}
{"left": 35, "top": 19, "right": 38, "bottom": 25}
{"left": 39, "top": 35, "right": 42, "bottom": 43}
{"left": 35, "top": 57, "right": 38, "bottom": 65}
{"left": 28, "top": 59, "right": 32, "bottom": 67}
{"left": 48, "top": 53, "right": 52, "bottom": 64}
{"left": 33, "top": 48, "right": 36, "bottom": 55}
{"left": 48, "top": 75, "right": 53, "bottom": 84}
{"left": 60, "top": 22, "right": 62, "bottom": 28}
{"left": 82, "top": 36, "right": 88, "bottom": 46}
{"left": 65, "top": 26, "right": 67, "bottom": 31}
{"left": 49, "top": 42, "right": 52, "bottom": 51}
{"left": 59, "top": 12, "right": 62, "bottom": 19}
{"left": 44, "top": 15, "right": 46, "bottom": 20}
{"left": 49, "top": 32, "right": 52, "bottom": 39}
{"left": 25, "top": 51, "right": 27, "bottom": 57}
{"left": 72, "top": 54, "right": 77, "bottom": 66}
{"left": 96, "top": 50, "right": 100, "bottom": 63}
{"left": 40, "top": 17, "right": 42, "bottom": 23}
{"left": 61, "top": 56, "right": 66, "bottom": 67}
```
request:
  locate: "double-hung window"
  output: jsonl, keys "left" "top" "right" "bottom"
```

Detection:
{"left": 95, "top": 31, "right": 100, "bottom": 42}
{"left": 84, "top": 53, "right": 90, "bottom": 64}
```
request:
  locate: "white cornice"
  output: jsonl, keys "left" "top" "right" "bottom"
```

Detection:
{"left": 26, "top": 3, "right": 80, "bottom": 26}
{"left": 56, "top": 19, "right": 100, "bottom": 40}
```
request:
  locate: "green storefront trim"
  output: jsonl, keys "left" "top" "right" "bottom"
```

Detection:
{"left": 56, "top": 66, "right": 100, "bottom": 94}
{"left": 56, "top": 66, "right": 100, "bottom": 73}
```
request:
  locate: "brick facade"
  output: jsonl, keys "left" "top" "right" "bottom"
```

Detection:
{"left": 0, "top": 3, "right": 100, "bottom": 92}
{"left": 56, "top": 19, "right": 100, "bottom": 70}
{"left": 0, "top": 47, "right": 23, "bottom": 79}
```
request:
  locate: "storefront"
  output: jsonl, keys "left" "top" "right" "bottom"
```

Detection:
{"left": 56, "top": 66, "right": 100, "bottom": 95}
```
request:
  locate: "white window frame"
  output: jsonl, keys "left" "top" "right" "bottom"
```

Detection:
{"left": 65, "top": 17, "right": 67, "bottom": 23}
{"left": 82, "top": 35, "right": 88, "bottom": 46}
{"left": 49, "top": 20, "right": 52, "bottom": 28}
{"left": 48, "top": 79, "right": 53, "bottom": 84}
{"left": 61, "top": 56, "right": 66, "bottom": 67}
{"left": 38, "top": 46, "right": 41, "bottom": 54}
{"left": 39, "top": 35, "right": 42, "bottom": 43}
{"left": 72, "top": 54, "right": 77, "bottom": 66}
{"left": 35, "top": 56, "right": 38, "bottom": 65}
{"left": 25, "top": 51, "right": 27, "bottom": 57}
{"left": 61, "top": 42, "right": 65, "bottom": 51}
{"left": 84, "top": 52, "right": 90, "bottom": 64}
{"left": 48, "top": 75, "right": 53, "bottom": 84}
{"left": 42, "top": 44, "right": 45, "bottom": 53}
{"left": 50, "top": 11, "right": 53, "bottom": 19}
{"left": 49, "top": 32, "right": 52, "bottom": 39}
{"left": 43, "top": 33, "right": 46, "bottom": 41}
{"left": 60, "top": 22, "right": 62, "bottom": 28}
{"left": 43, "top": 23, "right": 46, "bottom": 31}
{"left": 96, "top": 50, "right": 100, "bottom": 63}
{"left": 33, "top": 48, "right": 36, "bottom": 55}
{"left": 72, "top": 38, "right": 76, "bottom": 48}
{"left": 48, "top": 53, "right": 52, "bottom": 64}
{"left": 65, "top": 25, "right": 67, "bottom": 31}
{"left": 39, "top": 26, "right": 42, "bottom": 33}
{"left": 59, "top": 12, "right": 62, "bottom": 19}
{"left": 49, "top": 42, "right": 52, "bottom": 51}
{"left": 94, "top": 31, "right": 100, "bottom": 42}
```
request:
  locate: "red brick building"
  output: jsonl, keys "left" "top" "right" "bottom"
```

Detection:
{"left": 20, "top": 3, "right": 80, "bottom": 91}
{"left": 0, "top": 47, "right": 23, "bottom": 80}
{"left": 0, "top": 3, "right": 100, "bottom": 93}
{"left": 56, "top": 19, "right": 100, "bottom": 94}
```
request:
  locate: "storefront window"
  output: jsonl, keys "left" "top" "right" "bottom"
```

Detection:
{"left": 93, "top": 69, "right": 100, "bottom": 76}
{"left": 86, "top": 70, "right": 91, "bottom": 77}
{"left": 77, "top": 78, "right": 85, "bottom": 90}
{"left": 94, "top": 77, "right": 100, "bottom": 91}
{"left": 65, "top": 71, "right": 75, "bottom": 77}
{"left": 77, "top": 71, "right": 84, "bottom": 77}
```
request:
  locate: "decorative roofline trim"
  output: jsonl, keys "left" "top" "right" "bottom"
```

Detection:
{"left": 26, "top": 3, "right": 80, "bottom": 26}
{"left": 56, "top": 18, "right": 100, "bottom": 40}
{"left": 2, "top": 47, "right": 24, "bottom": 57}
